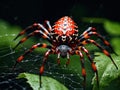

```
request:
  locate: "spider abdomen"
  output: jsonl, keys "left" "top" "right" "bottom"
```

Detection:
{"left": 52, "top": 16, "right": 78, "bottom": 43}
{"left": 53, "top": 16, "right": 78, "bottom": 36}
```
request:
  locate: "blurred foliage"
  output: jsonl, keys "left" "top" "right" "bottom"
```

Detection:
{"left": 0, "top": 18, "right": 120, "bottom": 90}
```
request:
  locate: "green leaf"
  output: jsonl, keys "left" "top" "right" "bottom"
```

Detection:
{"left": 104, "top": 20, "right": 120, "bottom": 55}
{"left": 0, "top": 20, "right": 21, "bottom": 47}
{"left": 17, "top": 73, "right": 68, "bottom": 90}
{"left": 111, "top": 38, "right": 120, "bottom": 54}
{"left": 92, "top": 53, "right": 120, "bottom": 90}
{"left": 104, "top": 20, "right": 120, "bottom": 35}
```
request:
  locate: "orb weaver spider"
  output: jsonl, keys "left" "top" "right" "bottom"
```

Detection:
{"left": 12, "top": 16, "right": 118, "bottom": 89}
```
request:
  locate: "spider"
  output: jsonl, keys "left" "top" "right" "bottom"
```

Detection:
{"left": 12, "top": 16, "right": 118, "bottom": 89}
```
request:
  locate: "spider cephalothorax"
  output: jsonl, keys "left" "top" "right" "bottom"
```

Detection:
{"left": 13, "top": 16, "right": 118, "bottom": 90}
{"left": 51, "top": 16, "right": 78, "bottom": 47}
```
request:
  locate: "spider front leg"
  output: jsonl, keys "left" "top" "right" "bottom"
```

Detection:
{"left": 14, "top": 23, "right": 42, "bottom": 40}
{"left": 12, "top": 43, "right": 52, "bottom": 71}
{"left": 79, "top": 27, "right": 117, "bottom": 55}
{"left": 14, "top": 22, "right": 51, "bottom": 40}
{"left": 39, "top": 49, "right": 53, "bottom": 88}
{"left": 80, "top": 46, "right": 99, "bottom": 88}
{"left": 13, "top": 30, "right": 51, "bottom": 50}
{"left": 44, "top": 20, "right": 52, "bottom": 32}
{"left": 75, "top": 50, "right": 86, "bottom": 90}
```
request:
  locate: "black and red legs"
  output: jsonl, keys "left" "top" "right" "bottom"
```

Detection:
{"left": 13, "top": 23, "right": 42, "bottom": 41}
{"left": 39, "top": 49, "right": 53, "bottom": 88}
{"left": 82, "top": 39, "right": 118, "bottom": 69}
{"left": 75, "top": 47, "right": 99, "bottom": 90}
{"left": 12, "top": 43, "right": 53, "bottom": 88}
{"left": 75, "top": 27, "right": 118, "bottom": 89}
{"left": 14, "top": 21, "right": 52, "bottom": 41}
{"left": 12, "top": 21, "right": 54, "bottom": 88}
{"left": 13, "top": 21, "right": 52, "bottom": 50}
{"left": 79, "top": 27, "right": 117, "bottom": 55}
{"left": 79, "top": 27, "right": 118, "bottom": 69}
{"left": 75, "top": 50, "right": 86, "bottom": 89}
{"left": 81, "top": 47, "right": 99, "bottom": 88}
{"left": 12, "top": 43, "right": 52, "bottom": 70}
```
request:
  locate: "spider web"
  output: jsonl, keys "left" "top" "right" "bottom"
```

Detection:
{"left": 0, "top": 24, "right": 95, "bottom": 90}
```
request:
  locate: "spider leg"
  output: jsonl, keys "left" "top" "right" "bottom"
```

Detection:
{"left": 13, "top": 30, "right": 50, "bottom": 50}
{"left": 57, "top": 52, "right": 61, "bottom": 65}
{"left": 79, "top": 27, "right": 117, "bottom": 55}
{"left": 75, "top": 50, "right": 86, "bottom": 90}
{"left": 37, "top": 23, "right": 50, "bottom": 35}
{"left": 81, "top": 39, "right": 118, "bottom": 69}
{"left": 39, "top": 49, "right": 53, "bottom": 88}
{"left": 44, "top": 20, "right": 52, "bottom": 32}
{"left": 80, "top": 46, "right": 99, "bottom": 88}
{"left": 66, "top": 52, "right": 70, "bottom": 66}
{"left": 14, "top": 22, "right": 51, "bottom": 40}
{"left": 14, "top": 23, "right": 41, "bottom": 40}
{"left": 12, "top": 43, "right": 52, "bottom": 71}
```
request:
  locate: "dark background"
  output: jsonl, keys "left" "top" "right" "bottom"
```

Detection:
{"left": 0, "top": 0, "right": 119, "bottom": 27}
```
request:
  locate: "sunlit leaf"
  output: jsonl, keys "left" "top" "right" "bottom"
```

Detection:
{"left": 104, "top": 20, "right": 120, "bottom": 35}
{"left": 111, "top": 38, "right": 120, "bottom": 54}
{"left": 92, "top": 52, "right": 120, "bottom": 90}
{"left": 17, "top": 73, "right": 68, "bottom": 90}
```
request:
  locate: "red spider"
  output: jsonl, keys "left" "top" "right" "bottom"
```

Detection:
{"left": 13, "top": 16, "right": 118, "bottom": 89}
